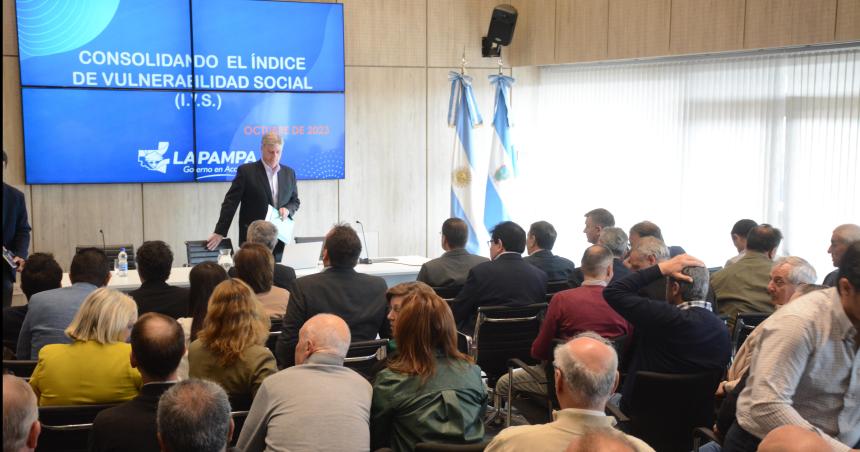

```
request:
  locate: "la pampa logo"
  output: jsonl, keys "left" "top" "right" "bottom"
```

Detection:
{"left": 138, "top": 142, "right": 171, "bottom": 173}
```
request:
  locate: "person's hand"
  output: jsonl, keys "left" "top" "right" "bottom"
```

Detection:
{"left": 279, "top": 207, "right": 288, "bottom": 221}
{"left": 715, "top": 381, "right": 727, "bottom": 398}
{"left": 657, "top": 254, "right": 705, "bottom": 282}
{"left": 12, "top": 256, "right": 25, "bottom": 272}
{"left": 206, "top": 233, "right": 224, "bottom": 250}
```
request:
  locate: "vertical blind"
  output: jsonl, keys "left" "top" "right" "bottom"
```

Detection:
{"left": 516, "top": 47, "right": 859, "bottom": 279}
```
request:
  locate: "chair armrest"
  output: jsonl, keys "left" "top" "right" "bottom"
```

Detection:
{"left": 507, "top": 358, "right": 545, "bottom": 382}
{"left": 605, "top": 402, "right": 629, "bottom": 423}
{"left": 692, "top": 427, "right": 720, "bottom": 450}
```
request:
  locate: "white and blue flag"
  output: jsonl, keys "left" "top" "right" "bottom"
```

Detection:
{"left": 448, "top": 71, "right": 487, "bottom": 255}
{"left": 484, "top": 74, "right": 518, "bottom": 232}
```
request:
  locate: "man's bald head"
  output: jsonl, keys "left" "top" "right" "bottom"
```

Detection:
{"left": 830, "top": 224, "right": 860, "bottom": 267}
{"left": 3, "top": 375, "right": 39, "bottom": 452}
{"left": 757, "top": 425, "right": 829, "bottom": 452}
{"left": 297, "top": 314, "right": 351, "bottom": 361}
{"left": 130, "top": 313, "right": 185, "bottom": 381}
{"left": 553, "top": 332, "right": 619, "bottom": 410}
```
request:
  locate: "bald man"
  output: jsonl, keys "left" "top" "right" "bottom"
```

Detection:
{"left": 236, "top": 314, "right": 372, "bottom": 452}
{"left": 485, "top": 332, "right": 654, "bottom": 452}
{"left": 757, "top": 425, "right": 830, "bottom": 452}
{"left": 3, "top": 374, "right": 40, "bottom": 452}
{"left": 823, "top": 224, "right": 860, "bottom": 287}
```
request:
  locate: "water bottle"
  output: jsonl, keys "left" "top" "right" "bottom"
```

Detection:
{"left": 217, "top": 249, "right": 233, "bottom": 271}
{"left": 117, "top": 248, "right": 129, "bottom": 277}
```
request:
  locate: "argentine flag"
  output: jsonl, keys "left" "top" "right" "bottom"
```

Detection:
{"left": 484, "top": 74, "right": 518, "bottom": 232}
{"left": 448, "top": 71, "right": 487, "bottom": 255}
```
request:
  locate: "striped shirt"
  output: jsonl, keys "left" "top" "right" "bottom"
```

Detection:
{"left": 736, "top": 287, "right": 860, "bottom": 451}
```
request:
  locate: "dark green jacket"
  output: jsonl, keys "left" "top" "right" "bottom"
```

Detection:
{"left": 371, "top": 357, "right": 487, "bottom": 451}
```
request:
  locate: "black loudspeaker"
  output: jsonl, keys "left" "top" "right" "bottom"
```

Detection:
{"left": 482, "top": 4, "right": 518, "bottom": 57}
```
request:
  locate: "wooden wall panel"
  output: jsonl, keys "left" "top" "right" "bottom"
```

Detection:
{"left": 425, "top": 67, "right": 504, "bottom": 258}
{"left": 428, "top": 0, "right": 506, "bottom": 68}
{"left": 555, "top": 0, "right": 609, "bottom": 63}
{"left": 608, "top": 0, "right": 671, "bottom": 59}
{"left": 292, "top": 179, "right": 339, "bottom": 238}
{"left": 339, "top": 67, "right": 427, "bottom": 257}
{"left": 506, "top": 0, "right": 556, "bottom": 67}
{"left": 32, "top": 185, "right": 144, "bottom": 269}
{"left": 342, "top": 0, "right": 427, "bottom": 67}
{"left": 744, "top": 0, "right": 838, "bottom": 49}
{"left": 671, "top": 0, "right": 745, "bottom": 54}
{"left": 3, "top": 0, "right": 16, "bottom": 56}
{"left": 3, "top": 56, "right": 24, "bottom": 186}
{"left": 836, "top": 0, "right": 860, "bottom": 41}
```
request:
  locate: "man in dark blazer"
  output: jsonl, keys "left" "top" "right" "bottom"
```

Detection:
{"left": 524, "top": 221, "right": 576, "bottom": 282}
{"left": 129, "top": 241, "right": 189, "bottom": 319}
{"left": 90, "top": 313, "right": 185, "bottom": 452}
{"left": 207, "top": 131, "right": 300, "bottom": 256}
{"left": 451, "top": 221, "right": 548, "bottom": 333}
{"left": 275, "top": 224, "right": 389, "bottom": 368}
{"left": 417, "top": 217, "right": 488, "bottom": 288}
{"left": 3, "top": 150, "right": 31, "bottom": 308}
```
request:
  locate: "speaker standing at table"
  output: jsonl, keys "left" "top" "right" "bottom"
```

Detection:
{"left": 207, "top": 131, "right": 300, "bottom": 259}
{"left": 3, "top": 149, "right": 31, "bottom": 308}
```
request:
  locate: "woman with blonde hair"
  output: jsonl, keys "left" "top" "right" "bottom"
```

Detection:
{"left": 371, "top": 283, "right": 487, "bottom": 451}
{"left": 29, "top": 288, "right": 141, "bottom": 406}
{"left": 188, "top": 278, "right": 276, "bottom": 408}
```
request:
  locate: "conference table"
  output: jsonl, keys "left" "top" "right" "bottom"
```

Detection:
{"left": 59, "top": 255, "right": 430, "bottom": 291}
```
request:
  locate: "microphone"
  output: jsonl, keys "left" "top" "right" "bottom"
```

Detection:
{"left": 99, "top": 229, "right": 106, "bottom": 251}
{"left": 355, "top": 220, "right": 372, "bottom": 265}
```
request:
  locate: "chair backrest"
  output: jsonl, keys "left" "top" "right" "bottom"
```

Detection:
{"left": 75, "top": 244, "right": 136, "bottom": 270}
{"left": 414, "top": 441, "right": 489, "bottom": 451}
{"left": 432, "top": 285, "right": 463, "bottom": 300}
{"left": 344, "top": 339, "right": 388, "bottom": 380}
{"left": 37, "top": 403, "right": 118, "bottom": 452}
{"left": 546, "top": 280, "right": 571, "bottom": 294}
{"left": 185, "top": 239, "right": 234, "bottom": 266}
{"left": 472, "top": 303, "right": 547, "bottom": 386}
{"left": 627, "top": 370, "right": 723, "bottom": 452}
{"left": 266, "top": 318, "right": 281, "bottom": 354}
{"left": 3, "top": 360, "right": 38, "bottom": 380}
{"left": 731, "top": 312, "right": 769, "bottom": 353}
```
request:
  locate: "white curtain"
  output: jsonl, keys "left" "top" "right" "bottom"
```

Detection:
{"left": 515, "top": 47, "right": 859, "bottom": 280}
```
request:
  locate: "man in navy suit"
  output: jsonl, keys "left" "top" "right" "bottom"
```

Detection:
{"left": 451, "top": 221, "right": 548, "bottom": 333}
{"left": 207, "top": 131, "right": 300, "bottom": 256}
{"left": 3, "top": 150, "right": 31, "bottom": 308}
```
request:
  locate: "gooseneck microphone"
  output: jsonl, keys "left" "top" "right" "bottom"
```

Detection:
{"left": 355, "top": 220, "right": 372, "bottom": 265}
{"left": 99, "top": 229, "right": 106, "bottom": 251}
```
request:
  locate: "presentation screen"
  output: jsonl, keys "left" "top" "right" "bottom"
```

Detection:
{"left": 16, "top": 0, "right": 345, "bottom": 184}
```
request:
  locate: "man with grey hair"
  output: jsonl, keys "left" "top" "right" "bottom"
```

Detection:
{"left": 604, "top": 254, "right": 731, "bottom": 416}
{"left": 237, "top": 314, "right": 372, "bottom": 452}
{"left": 486, "top": 333, "right": 653, "bottom": 452}
{"left": 570, "top": 228, "right": 632, "bottom": 288}
{"left": 3, "top": 374, "right": 40, "bottom": 452}
{"left": 157, "top": 379, "right": 234, "bottom": 452}
{"left": 228, "top": 220, "right": 297, "bottom": 291}
{"left": 823, "top": 223, "right": 860, "bottom": 286}
{"left": 624, "top": 236, "right": 670, "bottom": 301}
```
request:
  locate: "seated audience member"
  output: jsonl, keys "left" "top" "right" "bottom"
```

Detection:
{"left": 451, "top": 221, "right": 548, "bottom": 332}
{"left": 237, "top": 314, "right": 371, "bottom": 452}
{"left": 275, "top": 223, "right": 389, "bottom": 368}
{"left": 823, "top": 223, "right": 860, "bottom": 286}
{"left": 497, "top": 245, "right": 632, "bottom": 398}
{"left": 711, "top": 224, "right": 782, "bottom": 328}
{"left": 29, "top": 288, "right": 141, "bottom": 406}
{"left": 233, "top": 242, "right": 290, "bottom": 318}
{"left": 583, "top": 208, "right": 615, "bottom": 245}
{"left": 417, "top": 217, "right": 488, "bottom": 288}
{"left": 17, "top": 248, "right": 110, "bottom": 359}
{"left": 524, "top": 221, "right": 577, "bottom": 281}
{"left": 385, "top": 281, "right": 435, "bottom": 353}
{"left": 156, "top": 379, "right": 234, "bottom": 452}
{"left": 188, "top": 279, "right": 276, "bottom": 408}
{"left": 129, "top": 240, "right": 189, "bottom": 319}
{"left": 603, "top": 254, "right": 731, "bottom": 415}
{"left": 756, "top": 425, "right": 830, "bottom": 452}
{"left": 3, "top": 374, "right": 41, "bottom": 452}
{"left": 565, "top": 427, "right": 639, "bottom": 452}
{"left": 486, "top": 333, "right": 653, "bottom": 452}
{"left": 90, "top": 313, "right": 185, "bottom": 452}
{"left": 228, "top": 220, "right": 297, "bottom": 291}
{"left": 176, "top": 262, "right": 228, "bottom": 379}
{"left": 725, "top": 219, "right": 758, "bottom": 267}
{"left": 372, "top": 291, "right": 486, "bottom": 451}
{"left": 717, "top": 257, "right": 817, "bottom": 396}
{"left": 3, "top": 253, "right": 62, "bottom": 353}
{"left": 570, "top": 227, "right": 632, "bottom": 288}
{"left": 629, "top": 221, "right": 685, "bottom": 257}
{"left": 624, "top": 236, "right": 670, "bottom": 301}
{"left": 724, "top": 241, "right": 860, "bottom": 451}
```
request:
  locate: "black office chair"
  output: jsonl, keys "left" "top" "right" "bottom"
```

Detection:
{"left": 266, "top": 318, "right": 281, "bottom": 354}
{"left": 731, "top": 312, "right": 769, "bottom": 355}
{"left": 3, "top": 360, "right": 38, "bottom": 380}
{"left": 468, "top": 303, "right": 547, "bottom": 389}
{"left": 414, "top": 441, "right": 489, "bottom": 451}
{"left": 75, "top": 244, "right": 136, "bottom": 270}
{"left": 344, "top": 339, "right": 389, "bottom": 380}
{"left": 432, "top": 285, "right": 463, "bottom": 300}
{"left": 611, "top": 370, "right": 723, "bottom": 452}
{"left": 545, "top": 280, "right": 571, "bottom": 295}
{"left": 37, "top": 403, "right": 118, "bottom": 452}
{"left": 506, "top": 337, "right": 565, "bottom": 426}
{"left": 185, "top": 239, "right": 234, "bottom": 266}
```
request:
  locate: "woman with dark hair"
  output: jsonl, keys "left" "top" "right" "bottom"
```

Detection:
{"left": 233, "top": 243, "right": 289, "bottom": 319}
{"left": 176, "top": 262, "right": 227, "bottom": 379}
{"left": 371, "top": 282, "right": 486, "bottom": 451}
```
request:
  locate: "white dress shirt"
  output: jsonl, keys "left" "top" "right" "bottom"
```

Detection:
{"left": 263, "top": 162, "right": 280, "bottom": 205}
